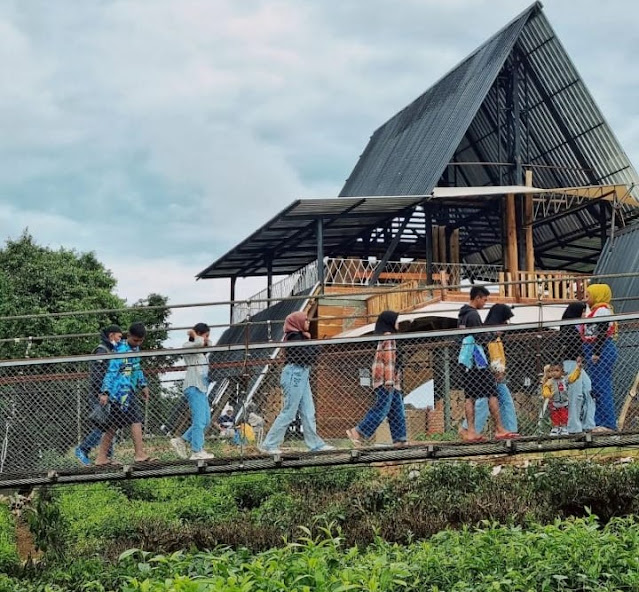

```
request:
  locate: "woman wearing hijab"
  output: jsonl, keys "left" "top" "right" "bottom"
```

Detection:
{"left": 560, "top": 302, "right": 595, "bottom": 433}
{"left": 459, "top": 303, "right": 518, "bottom": 437}
{"left": 347, "top": 310, "right": 407, "bottom": 446}
{"left": 259, "top": 311, "right": 334, "bottom": 454}
{"left": 580, "top": 284, "right": 618, "bottom": 431}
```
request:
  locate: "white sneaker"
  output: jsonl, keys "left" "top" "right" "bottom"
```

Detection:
{"left": 549, "top": 427, "right": 561, "bottom": 436}
{"left": 189, "top": 450, "right": 215, "bottom": 461}
{"left": 315, "top": 444, "right": 336, "bottom": 452}
{"left": 258, "top": 446, "right": 282, "bottom": 455}
{"left": 170, "top": 437, "right": 188, "bottom": 459}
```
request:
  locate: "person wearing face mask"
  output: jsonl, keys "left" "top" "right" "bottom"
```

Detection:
{"left": 169, "top": 323, "right": 216, "bottom": 461}
{"left": 580, "top": 284, "right": 618, "bottom": 431}
{"left": 346, "top": 310, "right": 407, "bottom": 447}
{"left": 95, "top": 322, "right": 154, "bottom": 465}
{"left": 74, "top": 325, "right": 123, "bottom": 466}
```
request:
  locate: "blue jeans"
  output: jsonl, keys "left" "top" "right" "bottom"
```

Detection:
{"left": 581, "top": 369, "right": 595, "bottom": 431}
{"left": 563, "top": 360, "right": 595, "bottom": 433}
{"left": 261, "top": 364, "right": 326, "bottom": 451}
{"left": 584, "top": 340, "right": 618, "bottom": 430}
{"left": 182, "top": 386, "right": 211, "bottom": 453}
{"left": 461, "top": 381, "right": 518, "bottom": 433}
{"left": 357, "top": 386, "right": 407, "bottom": 442}
{"left": 78, "top": 427, "right": 114, "bottom": 458}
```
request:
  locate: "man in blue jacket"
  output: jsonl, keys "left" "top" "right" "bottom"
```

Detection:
{"left": 458, "top": 287, "right": 514, "bottom": 442}
{"left": 95, "top": 322, "right": 153, "bottom": 465}
{"left": 74, "top": 325, "right": 123, "bottom": 466}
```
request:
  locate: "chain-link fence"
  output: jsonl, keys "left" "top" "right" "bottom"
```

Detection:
{"left": 0, "top": 310, "right": 638, "bottom": 487}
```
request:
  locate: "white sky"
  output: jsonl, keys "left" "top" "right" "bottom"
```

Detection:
{"left": 1, "top": 0, "right": 637, "bottom": 343}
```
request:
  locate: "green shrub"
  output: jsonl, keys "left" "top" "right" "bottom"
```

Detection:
{"left": 0, "top": 504, "right": 19, "bottom": 574}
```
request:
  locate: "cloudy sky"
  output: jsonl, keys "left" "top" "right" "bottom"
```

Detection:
{"left": 1, "top": 0, "right": 637, "bottom": 341}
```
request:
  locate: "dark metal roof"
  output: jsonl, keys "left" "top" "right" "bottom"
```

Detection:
{"left": 593, "top": 224, "right": 639, "bottom": 417}
{"left": 339, "top": 2, "right": 639, "bottom": 272}
{"left": 197, "top": 196, "right": 425, "bottom": 279}
{"left": 595, "top": 224, "right": 639, "bottom": 314}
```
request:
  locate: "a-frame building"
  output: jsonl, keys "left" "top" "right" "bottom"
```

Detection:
{"left": 199, "top": 1, "right": 639, "bottom": 335}
{"left": 339, "top": 1, "right": 639, "bottom": 273}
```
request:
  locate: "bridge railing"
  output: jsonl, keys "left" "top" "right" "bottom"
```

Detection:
{"left": 0, "top": 311, "right": 638, "bottom": 485}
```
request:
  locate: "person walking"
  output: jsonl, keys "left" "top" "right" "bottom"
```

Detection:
{"left": 459, "top": 303, "right": 518, "bottom": 437}
{"left": 169, "top": 323, "right": 215, "bottom": 461}
{"left": 560, "top": 302, "right": 595, "bottom": 433}
{"left": 259, "top": 312, "right": 334, "bottom": 455}
{"left": 95, "top": 323, "right": 155, "bottom": 465}
{"left": 580, "top": 284, "right": 618, "bottom": 431}
{"left": 457, "top": 287, "right": 516, "bottom": 442}
{"left": 346, "top": 310, "right": 407, "bottom": 447}
{"left": 74, "top": 325, "right": 123, "bottom": 466}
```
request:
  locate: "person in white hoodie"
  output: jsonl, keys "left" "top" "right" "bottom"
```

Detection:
{"left": 170, "top": 323, "right": 215, "bottom": 460}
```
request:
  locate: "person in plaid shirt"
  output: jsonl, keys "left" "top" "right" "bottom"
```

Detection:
{"left": 347, "top": 310, "right": 407, "bottom": 446}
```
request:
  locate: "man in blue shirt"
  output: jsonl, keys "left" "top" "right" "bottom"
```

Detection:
{"left": 95, "top": 322, "right": 153, "bottom": 465}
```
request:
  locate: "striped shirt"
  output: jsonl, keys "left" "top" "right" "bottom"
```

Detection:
{"left": 371, "top": 339, "right": 401, "bottom": 390}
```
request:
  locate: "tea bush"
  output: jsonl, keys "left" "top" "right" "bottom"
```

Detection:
{"left": 0, "top": 503, "right": 18, "bottom": 574}
{"left": 27, "top": 459, "right": 639, "bottom": 560}
{"left": 11, "top": 516, "right": 636, "bottom": 591}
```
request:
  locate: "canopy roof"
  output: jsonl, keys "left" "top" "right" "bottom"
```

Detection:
{"left": 197, "top": 195, "right": 425, "bottom": 279}
{"left": 198, "top": 184, "right": 633, "bottom": 279}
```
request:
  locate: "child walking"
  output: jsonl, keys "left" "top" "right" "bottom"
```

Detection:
{"left": 542, "top": 360, "right": 582, "bottom": 435}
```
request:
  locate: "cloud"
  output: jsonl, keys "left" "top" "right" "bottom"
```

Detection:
{"left": 1, "top": 0, "right": 638, "bottom": 338}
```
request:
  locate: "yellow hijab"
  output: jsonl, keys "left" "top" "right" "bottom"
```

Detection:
{"left": 587, "top": 283, "right": 613, "bottom": 312}
{"left": 586, "top": 283, "right": 617, "bottom": 338}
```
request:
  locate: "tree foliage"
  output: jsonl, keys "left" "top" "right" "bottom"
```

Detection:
{"left": 0, "top": 232, "right": 171, "bottom": 358}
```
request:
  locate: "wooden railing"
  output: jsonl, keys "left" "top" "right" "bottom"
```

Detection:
{"left": 498, "top": 271, "right": 586, "bottom": 301}
{"left": 366, "top": 281, "right": 441, "bottom": 317}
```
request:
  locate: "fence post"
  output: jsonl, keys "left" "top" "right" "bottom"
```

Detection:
{"left": 443, "top": 346, "right": 451, "bottom": 432}
{"left": 76, "top": 364, "right": 82, "bottom": 444}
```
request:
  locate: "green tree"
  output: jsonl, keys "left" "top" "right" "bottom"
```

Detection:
{"left": 0, "top": 232, "right": 172, "bottom": 471}
{"left": 0, "top": 231, "right": 170, "bottom": 358}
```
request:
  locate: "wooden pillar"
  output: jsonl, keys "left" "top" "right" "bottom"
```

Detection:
{"left": 432, "top": 225, "right": 440, "bottom": 265}
{"left": 438, "top": 226, "right": 447, "bottom": 264}
{"left": 506, "top": 193, "right": 519, "bottom": 300}
{"left": 524, "top": 170, "right": 534, "bottom": 273}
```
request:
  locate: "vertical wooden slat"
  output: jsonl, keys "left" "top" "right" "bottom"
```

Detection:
{"left": 506, "top": 194, "right": 520, "bottom": 301}
{"left": 438, "top": 226, "right": 447, "bottom": 264}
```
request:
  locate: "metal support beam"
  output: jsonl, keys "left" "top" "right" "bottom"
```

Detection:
{"left": 229, "top": 276, "right": 236, "bottom": 325}
{"left": 425, "top": 208, "right": 433, "bottom": 285}
{"left": 317, "top": 218, "right": 324, "bottom": 294}
{"left": 266, "top": 252, "right": 273, "bottom": 300}
{"left": 369, "top": 216, "right": 412, "bottom": 285}
{"left": 599, "top": 202, "right": 608, "bottom": 250}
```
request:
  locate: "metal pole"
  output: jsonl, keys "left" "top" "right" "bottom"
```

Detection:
{"left": 76, "top": 365, "right": 81, "bottom": 444}
{"left": 317, "top": 218, "right": 324, "bottom": 294}
{"left": 425, "top": 207, "right": 433, "bottom": 285}
{"left": 443, "top": 346, "right": 451, "bottom": 432}
{"left": 266, "top": 253, "right": 273, "bottom": 301}
{"left": 229, "top": 276, "right": 236, "bottom": 325}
